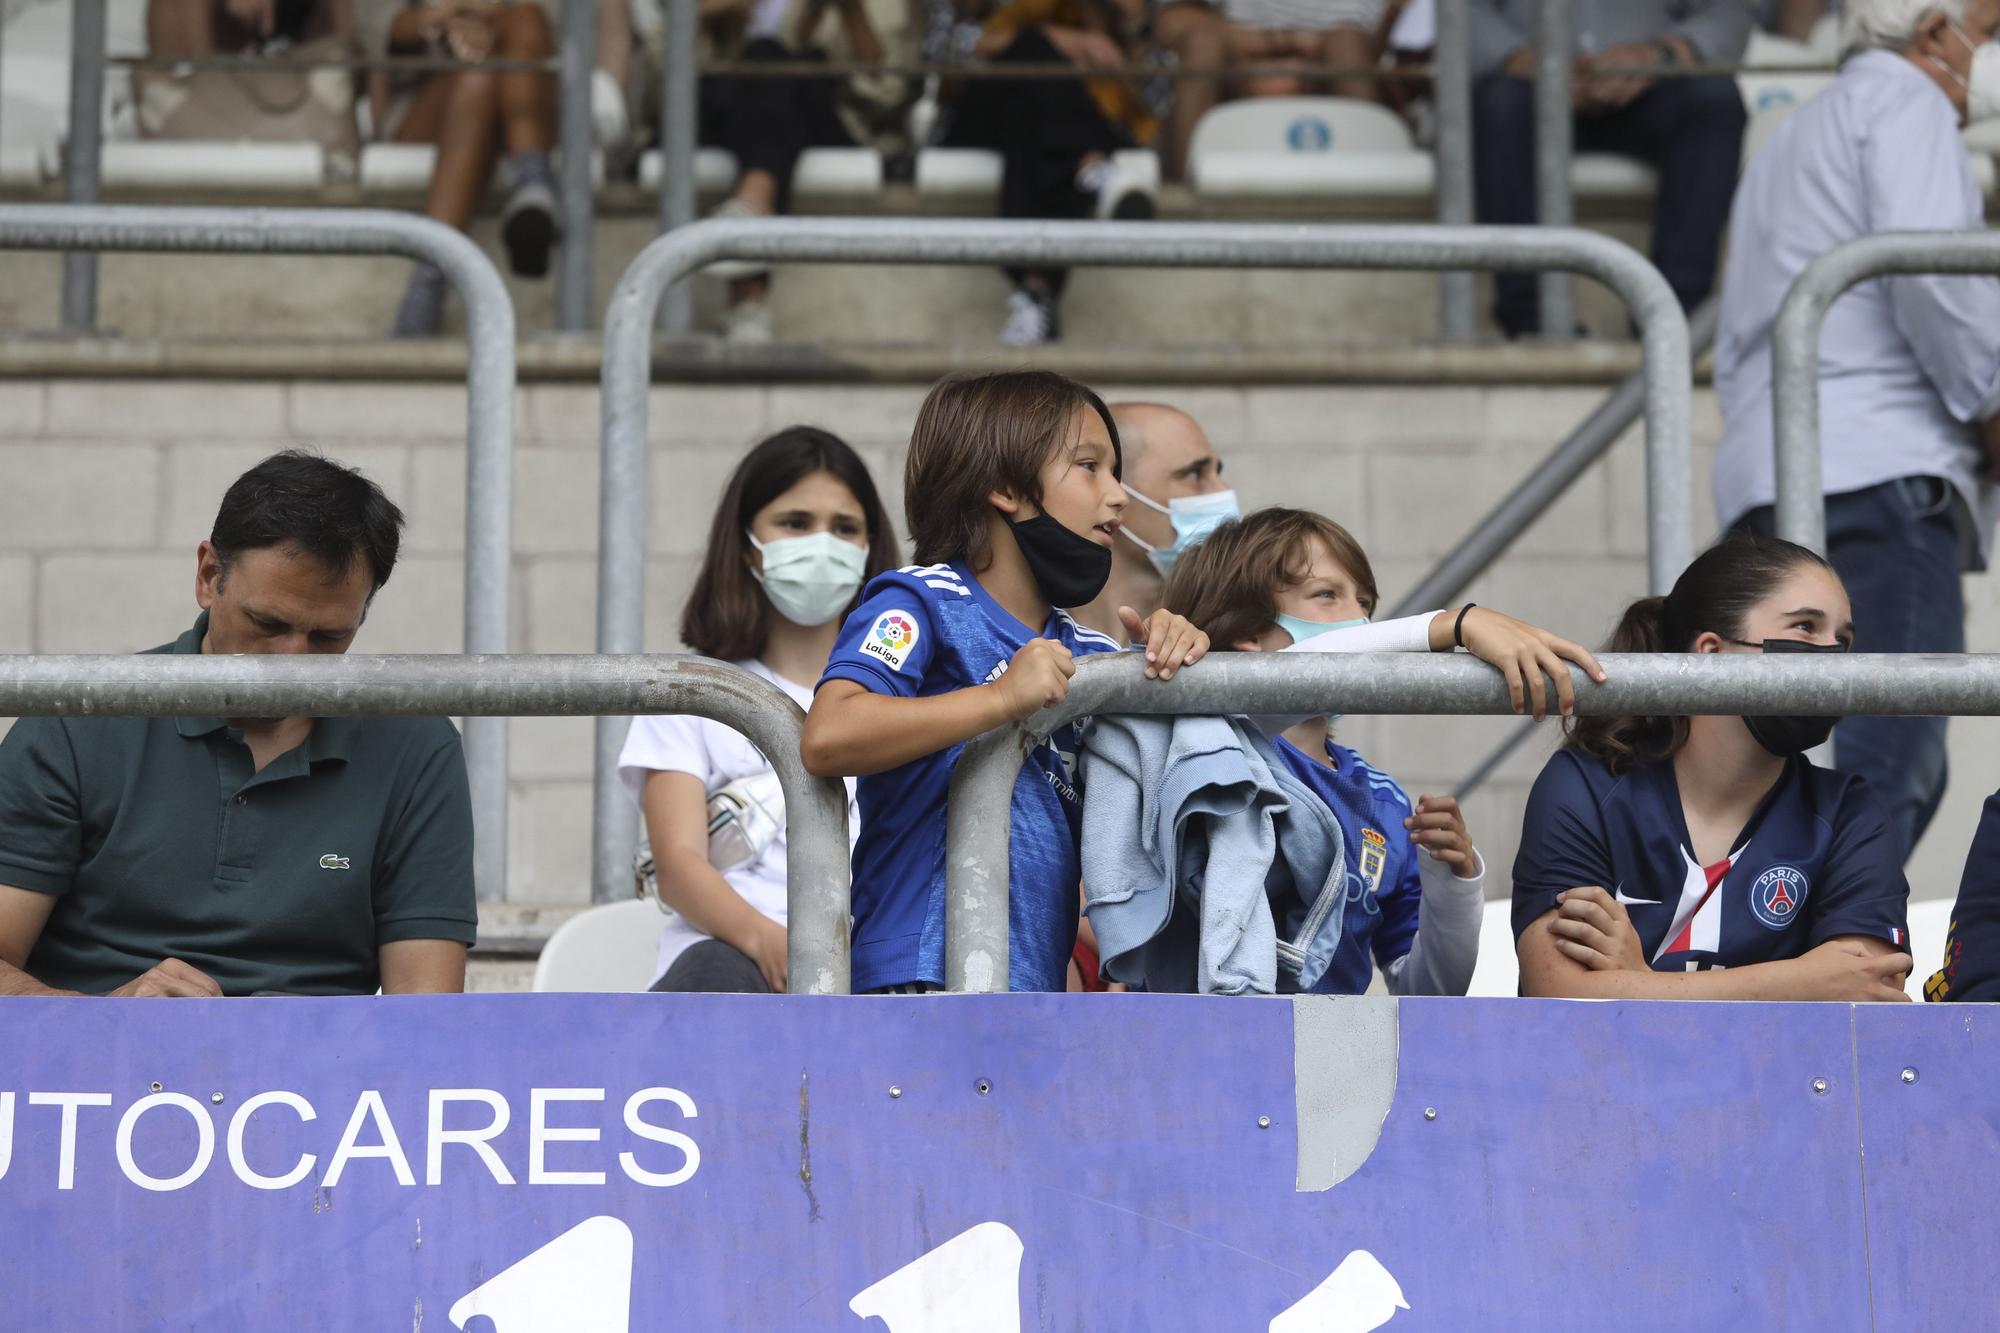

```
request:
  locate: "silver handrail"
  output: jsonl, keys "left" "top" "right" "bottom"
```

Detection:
{"left": 1771, "top": 230, "right": 2000, "bottom": 553}
{"left": 942, "top": 649, "right": 2000, "bottom": 990}
{"left": 591, "top": 214, "right": 1697, "bottom": 904}
{"left": 0, "top": 653, "right": 853, "bottom": 994}
{"left": 0, "top": 203, "right": 519, "bottom": 906}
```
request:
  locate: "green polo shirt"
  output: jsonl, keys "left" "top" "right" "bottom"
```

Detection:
{"left": 0, "top": 614, "right": 477, "bottom": 996}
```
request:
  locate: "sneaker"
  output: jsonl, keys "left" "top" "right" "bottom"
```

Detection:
{"left": 390, "top": 262, "right": 447, "bottom": 338}
{"left": 1077, "top": 155, "right": 1157, "bottom": 222}
{"left": 1000, "top": 288, "right": 1058, "bottom": 348}
{"left": 500, "top": 151, "right": 558, "bottom": 278}
{"left": 722, "top": 295, "right": 774, "bottom": 346}
{"left": 705, "top": 197, "right": 773, "bottom": 282}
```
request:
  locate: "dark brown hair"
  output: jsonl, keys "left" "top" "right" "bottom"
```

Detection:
{"left": 1567, "top": 534, "right": 1838, "bottom": 774}
{"left": 1162, "top": 508, "right": 1379, "bottom": 648}
{"left": 681, "top": 426, "right": 900, "bottom": 660}
{"left": 904, "top": 370, "right": 1121, "bottom": 568}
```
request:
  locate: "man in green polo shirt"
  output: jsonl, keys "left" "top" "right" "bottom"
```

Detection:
{"left": 0, "top": 451, "right": 476, "bottom": 997}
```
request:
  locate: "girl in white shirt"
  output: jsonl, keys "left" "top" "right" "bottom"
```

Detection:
{"left": 618, "top": 426, "right": 900, "bottom": 991}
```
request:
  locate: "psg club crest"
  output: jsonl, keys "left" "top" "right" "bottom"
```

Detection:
{"left": 1750, "top": 865, "right": 1810, "bottom": 931}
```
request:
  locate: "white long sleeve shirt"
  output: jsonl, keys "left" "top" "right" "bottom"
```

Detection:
{"left": 1713, "top": 51, "right": 2000, "bottom": 569}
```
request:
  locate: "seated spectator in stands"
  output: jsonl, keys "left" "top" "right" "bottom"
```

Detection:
{"left": 619, "top": 427, "right": 898, "bottom": 992}
{"left": 1716, "top": 0, "right": 2000, "bottom": 866}
{"left": 1469, "top": 0, "right": 1749, "bottom": 336}
{"left": 1153, "top": 0, "right": 1402, "bottom": 179}
{"left": 0, "top": 452, "right": 475, "bottom": 998}
{"left": 1161, "top": 508, "right": 1494, "bottom": 995}
{"left": 1925, "top": 787, "right": 2000, "bottom": 1001}
{"left": 361, "top": 0, "right": 560, "bottom": 337}
{"left": 1514, "top": 536, "right": 1914, "bottom": 1002}
{"left": 148, "top": 0, "right": 347, "bottom": 56}
{"left": 1075, "top": 400, "right": 1235, "bottom": 640}
{"left": 802, "top": 370, "right": 1209, "bottom": 992}
{"left": 695, "top": 0, "right": 923, "bottom": 344}
{"left": 943, "top": 0, "right": 1160, "bottom": 346}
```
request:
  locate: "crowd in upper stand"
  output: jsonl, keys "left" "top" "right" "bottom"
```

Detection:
{"left": 121, "top": 0, "right": 1858, "bottom": 338}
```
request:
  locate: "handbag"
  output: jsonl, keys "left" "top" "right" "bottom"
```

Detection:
{"left": 134, "top": 35, "right": 361, "bottom": 174}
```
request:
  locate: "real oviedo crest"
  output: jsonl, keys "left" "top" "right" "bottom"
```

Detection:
{"left": 1750, "top": 864, "right": 1810, "bottom": 931}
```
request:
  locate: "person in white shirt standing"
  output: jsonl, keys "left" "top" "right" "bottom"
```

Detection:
{"left": 619, "top": 427, "right": 900, "bottom": 991}
{"left": 1714, "top": 0, "right": 2000, "bottom": 864}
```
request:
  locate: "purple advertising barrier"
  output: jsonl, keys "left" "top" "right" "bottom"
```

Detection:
{"left": 0, "top": 994, "right": 1988, "bottom": 1329}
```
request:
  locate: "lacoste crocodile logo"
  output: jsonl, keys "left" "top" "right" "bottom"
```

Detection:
{"left": 319, "top": 854, "right": 351, "bottom": 871}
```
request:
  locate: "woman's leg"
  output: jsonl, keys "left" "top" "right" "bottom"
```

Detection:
{"left": 651, "top": 938, "right": 774, "bottom": 994}
{"left": 1314, "top": 24, "right": 1382, "bottom": 102}
{"left": 492, "top": 3, "right": 557, "bottom": 157}
{"left": 1154, "top": 2, "right": 1231, "bottom": 180}
{"left": 389, "top": 72, "right": 499, "bottom": 335}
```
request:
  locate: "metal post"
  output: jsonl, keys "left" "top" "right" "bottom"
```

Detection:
{"left": 945, "top": 648, "right": 2000, "bottom": 988}
{"left": 61, "top": 0, "right": 107, "bottom": 333}
{"left": 1533, "top": 0, "right": 1576, "bottom": 338}
{"left": 555, "top": 0, "right": 599, "bottom": 332}
{"left": 0, "top": 204, "right": 517, "bottom": 905}
{"left": 595, "top": 215, "right": 1696, "bottom": 927}
{"left": 0, "top": 654, "right": 851, "bottom": 994}
{"left": 656, "top": 0, "right": 698, "bottom": 334}
{"left": 1390, "top": 297, "right": 1720, "bottom": 619}
{"left": 1771, "top": 231, "right": 2000, "bottom": 555}
{"left": 1433, "top": 0, "right": 1477, "bottom": 341}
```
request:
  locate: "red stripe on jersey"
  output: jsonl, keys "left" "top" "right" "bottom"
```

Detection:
{"left": 1664, "top": 855, "right": 1734, "bottom": 957}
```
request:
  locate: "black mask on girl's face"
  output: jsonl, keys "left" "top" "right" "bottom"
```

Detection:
{"left": 1007, "top": 511, "right": 1113, "bottom": 609}
{"left": 1728, "top": 636, "right": 1847, "bottom": 757}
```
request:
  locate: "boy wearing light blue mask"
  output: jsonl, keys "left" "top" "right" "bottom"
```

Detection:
{"left": 1162, "top": 508, "right": 1608, "bottom": 996}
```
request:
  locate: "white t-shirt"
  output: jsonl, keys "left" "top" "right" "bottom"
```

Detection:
{"left": 617, "top": 658, "right": 858, "bottom": 986}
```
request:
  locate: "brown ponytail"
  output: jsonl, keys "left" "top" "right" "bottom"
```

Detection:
{"left": 1564, "top": 536, "right": 1836, "bottom": 775}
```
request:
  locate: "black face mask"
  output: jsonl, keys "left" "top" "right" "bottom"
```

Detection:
{"left": 1008, "top": 512, "right": 1113, "bottom": 609}
{"left": 1729, "top": 637, "right": 1847, "bottom": 757}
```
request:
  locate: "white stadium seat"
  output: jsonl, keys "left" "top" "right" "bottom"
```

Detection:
{"left": 364, "top": 143, "right": 606, "bottom": 193}
{"left": 638, "top": 146, "right": 882, "bottom": 199}
{"left": 0, "top": 141, "right": 40, "bottom": 187}
{"left": 1188, "top": 97, "right": 1426, "bottom": 198}
{"left": 100, "top": 140, "right": 326, "bottom": 190}
{"left": 531, "top": 898, "right": 661, "bottom": 993}
{"left": 914, "top": 145, "right": 1158, "bottom": 205}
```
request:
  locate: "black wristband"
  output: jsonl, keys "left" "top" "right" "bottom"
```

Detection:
{"left": 1454, "top": 604, "right": 1477, "bottom": 649}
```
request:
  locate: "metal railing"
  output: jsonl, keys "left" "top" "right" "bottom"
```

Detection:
{"left": 941, "top": 649, "right": 2000, "bottom": 992}
{"left": 588, "top": 213, "right": 1697, "bottom": 902}
{"left": 0, "top": 653, "right": 853, "bottom": 994}
{"left": 0, "top": 203, "right": 519, "bottom": 906}
{"left": 1771, "top": 231, "right": 2000, "bottom": 553}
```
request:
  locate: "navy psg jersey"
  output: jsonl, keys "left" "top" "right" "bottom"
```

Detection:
{"left": 1511, "top": 748, "right": 1908, "bottom": 972}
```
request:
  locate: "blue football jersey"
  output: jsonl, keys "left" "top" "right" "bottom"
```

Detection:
{"left": 1511, "top": 748, "right": 1909, "bottom": 971}
{"left": 1270, "top": 737, "right": 1424, "bottom": 995}
{"left": 818, "top": 562, "right": 1123, "bottom": 992}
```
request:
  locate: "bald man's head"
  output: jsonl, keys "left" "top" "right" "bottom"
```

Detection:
{"left": 1107, "top": 402, "right": 1229, "bottom": 558}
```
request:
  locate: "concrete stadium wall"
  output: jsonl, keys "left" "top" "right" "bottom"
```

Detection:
{"left": 0, "top": 376, "right": 1990, "bottom": 925}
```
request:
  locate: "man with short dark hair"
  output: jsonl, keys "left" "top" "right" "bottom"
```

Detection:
{"left": 0, "top": 451, "right": 476, "bottom": 997}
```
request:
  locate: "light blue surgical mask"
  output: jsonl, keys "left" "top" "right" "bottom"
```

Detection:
{"left": 748, "top": 530, "right": 868, "bottom": 627}
{"left": 1273, "top": 614, "right": 1370, "bottom": 726}
{"left": 1120, "top": 487, "right": 1240, "bottom": 576}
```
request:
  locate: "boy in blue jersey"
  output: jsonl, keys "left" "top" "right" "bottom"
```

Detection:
{"left": 1162, "top": 508, "right": 1607, "bottom": 995}
{"left": 1515, "top": 536, "right": 1913, "bottom": 1001}
{"left": 802, "top": 370, "right": 1210, "bottom": 993}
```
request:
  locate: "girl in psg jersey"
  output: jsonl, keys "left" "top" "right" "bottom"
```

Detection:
{"left": 1512, "top": 536, "right": 1914, "bottom": 1001}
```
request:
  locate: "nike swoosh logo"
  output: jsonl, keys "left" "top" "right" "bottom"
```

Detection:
{"left": 1614, "top": 884, "right": 1661, "bottom": 907}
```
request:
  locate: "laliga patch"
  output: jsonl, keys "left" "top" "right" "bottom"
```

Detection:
{"left": 1750, "top": 864, "right": 1809, "bottom": 931}
{"left": 860, "top": 609, "right": 920, "bottom": 672}
{"left": 1359, "top": 828, "right": 1388, "bottom": 897}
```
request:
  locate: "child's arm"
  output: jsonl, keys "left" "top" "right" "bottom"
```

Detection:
{"left": 1383, "top": 795, "right": 1484, "bottom": 997}
{"left": 803, "top": 639, "right": 1074, "bottom": 777}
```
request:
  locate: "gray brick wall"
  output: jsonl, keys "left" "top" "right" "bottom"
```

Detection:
{"left": 1, "top": 377, "right": 1987, "bottom": 916}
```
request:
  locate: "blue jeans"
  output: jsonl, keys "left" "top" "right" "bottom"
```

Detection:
{"left": 1735, "top": 476, "right": 1965, "bottom": 863}
{"left": 1472, "top": 73, "right": 1745, "bottom": 335}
